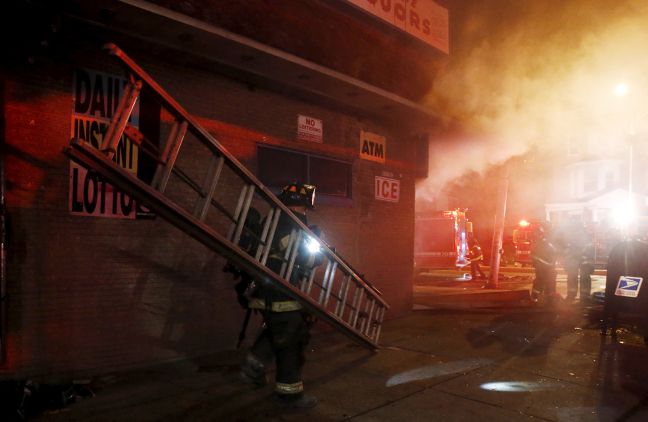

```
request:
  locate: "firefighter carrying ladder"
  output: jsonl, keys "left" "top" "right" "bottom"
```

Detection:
{"left": 65, "top": 43, "right": 389, "bottom": 349}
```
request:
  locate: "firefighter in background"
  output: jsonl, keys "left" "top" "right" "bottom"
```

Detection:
{"left": 564, "top": 242, "right": 582, "bottom": 302}
{"left": 530, "top": 224, "right": 558, "bottom": 304}
{"left": 468, "top": 238, "right": 487, "bottom": 280}
{"left": 579, "top": 240, "right": 595, "bottom": 304}
{"left": 563, "top": 219, "right": 589, "bottom": 302}
{"left": 240, "top": 182, "right": 321, "bottom": 409}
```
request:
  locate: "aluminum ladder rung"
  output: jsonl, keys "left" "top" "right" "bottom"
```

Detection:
{"left": 283, "top": 230, "right": 303, "bottom": 279}
{"left": 259, "top": 208, "right": 281, "bottom": 266}
{"left": 228, "top": 184, "right": 255, "bottom": 245}
{"left": 101, "top": 78, "right": 142, "bottom": 160}
{"left": 152, "top": 120, "right": 188, "bottom": 193}
{"left": 335, "top": 275, "right": 352, "bottom": 317}
{"left": 193, "top": 155, "right": 225, "bottom": 221}
{"left": 321, "top": 262, "right": 338, "bottom": 308}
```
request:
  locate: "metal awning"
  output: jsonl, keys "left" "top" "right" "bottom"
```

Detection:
{"left": 63, "top": 0, "right": 440, "bottom": 130}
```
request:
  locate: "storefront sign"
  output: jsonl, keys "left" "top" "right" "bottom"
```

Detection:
{"left": 69, "top": 68, "right": 140, "bottom": 219}
{"left": 375, "top": 176, "right": 400, "bottom": 202}
{"left": 297, "top": 114, "right": 323, "bottom": 143}
{"left": 360, "top": 131, "right": 386, "bottom": 163}
{"left": 345, "top": 0, "right": 449, "bottom": 54}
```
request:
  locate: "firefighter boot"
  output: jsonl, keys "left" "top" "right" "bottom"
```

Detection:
{"left": 274, "top": 393, "right": 318, "bottom": 409}
{"left": 239, "top": 353, "right": 268, "bottom": 388}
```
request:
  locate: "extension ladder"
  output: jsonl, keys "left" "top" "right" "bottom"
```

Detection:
{"left": 65, "top": 43, "right": 389, "bottom": 349}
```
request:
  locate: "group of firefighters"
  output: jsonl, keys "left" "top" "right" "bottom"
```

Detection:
{"left": 466, "top": 221, "right": 597, "bottom": 305}
{"left": 528, "top": 222, "right": 596, "bottom": 305}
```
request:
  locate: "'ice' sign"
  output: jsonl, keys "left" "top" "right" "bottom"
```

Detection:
{"left": 615, "top": 276, "right": 643, "bottom": 298}
{"left": 375, "top": 176, "right": 400, "bottom": 203}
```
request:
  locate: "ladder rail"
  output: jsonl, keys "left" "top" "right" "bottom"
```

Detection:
{"left": 65, "top": 140, "right": 383, "bottom": 349}
{"left": 104, "top": 43, "right": 387, "bottom": 308}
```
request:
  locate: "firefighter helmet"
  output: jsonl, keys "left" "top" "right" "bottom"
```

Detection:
{"left": 278, "top": 182, "right": 316, "bottom": 208}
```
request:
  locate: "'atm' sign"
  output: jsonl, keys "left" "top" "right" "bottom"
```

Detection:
{"left": 375, "top": 176, "right": 400, "bottom": 202}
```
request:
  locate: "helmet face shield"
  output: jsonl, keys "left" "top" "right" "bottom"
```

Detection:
{"left": 279, "top": 182, "right": 316, "bottom": 208}
{"left": 301, "top": 184, "right": 316, "bottom": 208}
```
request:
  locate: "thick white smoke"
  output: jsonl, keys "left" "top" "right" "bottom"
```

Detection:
{"left": 417, "top": 0, "right": 648, "bottom": 205}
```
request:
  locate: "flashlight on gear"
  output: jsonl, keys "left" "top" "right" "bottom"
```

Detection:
{"left": 305, "top": 235, "right": 322, "bottom": 254}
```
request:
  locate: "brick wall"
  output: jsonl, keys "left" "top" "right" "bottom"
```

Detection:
{"left": 2, "top": 37, "right": 416, "bottom": 379}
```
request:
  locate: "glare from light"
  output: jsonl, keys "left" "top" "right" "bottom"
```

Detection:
{"left": 519, "top": 219, "right": 530, "bottom": 227}
{"left": 612, "top": 200, "right": 636, "bottom": 229}
{"left": 480, "top": 381, "right": 555, "bottom": 392}
{"left": 614, "top": 83, "right": 628, "bottom": 97}
{"left": 305, "top": 236, "right": 321, "bottom": 254}
{"left": 385, "top": 358, "right": 492, "bottom": 387}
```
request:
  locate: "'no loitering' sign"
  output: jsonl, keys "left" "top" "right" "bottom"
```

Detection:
{"left": 297, "top": 114, "right": 323, "bottom": 143}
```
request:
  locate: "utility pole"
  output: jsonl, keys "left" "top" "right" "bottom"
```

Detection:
{"left": 487, "top": 165, "right": 509, "bottom": 288}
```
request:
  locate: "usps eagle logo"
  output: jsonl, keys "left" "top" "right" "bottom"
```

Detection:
{"left": 615, "top": 276, "right": 644, "bottom": 298}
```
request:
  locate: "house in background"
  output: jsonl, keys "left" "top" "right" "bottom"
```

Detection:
{"left": 545, "top": 128, "right": 648, "bottom": 263}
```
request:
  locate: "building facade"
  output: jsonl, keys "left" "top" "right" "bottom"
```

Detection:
{"left": 1, "top": 0, "right": 448, "bottom": 379}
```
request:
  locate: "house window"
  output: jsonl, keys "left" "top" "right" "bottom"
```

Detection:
{"left": 581, "top": 166, "right": 598, "bottom": 194}
{"left": 604, "top": 170, "right": 615, "bottom": 188}
{"left": 257, "top": 145, "right": 352, "bottom": 198}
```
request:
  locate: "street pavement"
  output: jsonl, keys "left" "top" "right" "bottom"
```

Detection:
{"left": 33, "top": 268, "right": 648, "bottom": 422}
{"left": 413, "top": 266, "right": 607, "bottom": 309}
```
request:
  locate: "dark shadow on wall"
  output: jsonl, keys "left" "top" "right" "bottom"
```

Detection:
{"left": 113, "top": 243, "right": 248, "bottom": 358}
{"left": 2, "top": 140, "right": 65, "bottom": 374}
{"left": 1, "top": 73, "right": 7, "bottom": 366}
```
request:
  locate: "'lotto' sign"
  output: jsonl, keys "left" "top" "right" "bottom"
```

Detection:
{"left": 375, "top": 176, "right": 400, "bottom": 202}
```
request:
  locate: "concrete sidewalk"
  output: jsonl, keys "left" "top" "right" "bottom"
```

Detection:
{"left": 35, "top": 300, "right": 648, "bottom": 422}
